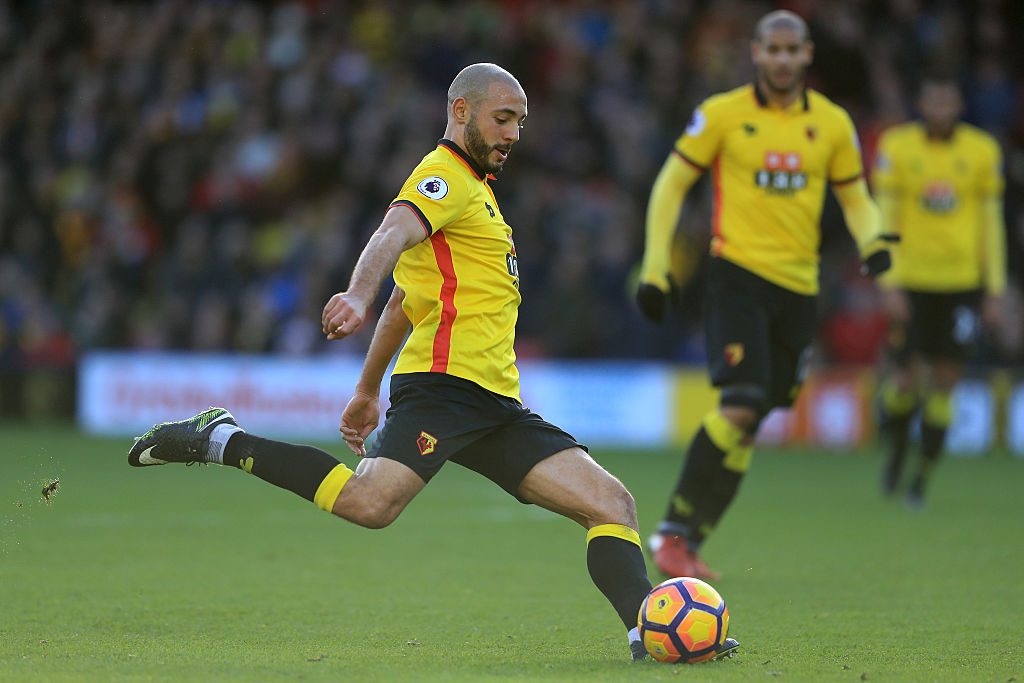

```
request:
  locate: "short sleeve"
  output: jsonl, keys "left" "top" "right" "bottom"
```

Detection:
{"left": 871, "top": 130, "right": 901, "bottom": 195}
{"left": 828, "top": 109, "right": 864, "bottom": 185}
{"left": 673, "top": 100, "right": 726, "bottom": 170}
{"left": 390, "top": 167, "right": 471, "bottom": 236}
{"left": 977, "top": 137, "right": 1004, "bottom": 197}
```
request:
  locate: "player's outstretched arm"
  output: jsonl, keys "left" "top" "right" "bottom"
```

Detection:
{"left": 833, "top": 178, "right": 897, "bottom": 277}
{"left": 637, "top": 154, "right": 701, "bottom": 321}
{"left": 340, "top": 286, "right": 410, "bottom": 455}
{"left": 322, "top": 207, "right": 425, "bottom": 340}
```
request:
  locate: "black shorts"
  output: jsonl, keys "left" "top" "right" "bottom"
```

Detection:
{"left": 365, "top": 372, "right": 585, "bottom": 502}
{"left": 890, "top": 289, "right": 982, "bottom": 363}
{"left": 704, "top": 258, "right": 817, "bottom": 411}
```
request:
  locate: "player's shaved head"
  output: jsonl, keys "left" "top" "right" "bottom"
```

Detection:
{"left": 447, "top": 63, "right": 524, "bottom": 107}
{"left": 754, "top": 10, "right": 809, "bottom": 42}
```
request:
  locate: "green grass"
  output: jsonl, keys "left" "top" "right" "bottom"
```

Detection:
{"left": 1, "top": 426, "right": 1022, "bottom": 682}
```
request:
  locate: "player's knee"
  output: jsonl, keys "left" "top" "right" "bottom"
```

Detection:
{"left": 593, "top": 478, "right": 638, "bottom": 528}
{"left": 347, "top": 499, "right": 402, "bottom": 529}
{"left": 335, "top": 484, "right": 404, "bottom": 529}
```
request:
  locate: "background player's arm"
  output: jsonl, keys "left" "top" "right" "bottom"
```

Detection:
{"left": 641, "top": 154, "right": 702, "bottom": 288}
{"left": 323, "top": 207, "right": 425, "bottom": 339}
{"left": 637, "top": 154, "right": 702, "bottom": 321}
{"left": 832, "top": 178, "right": 895, "bottom": 277}
{"left": 981, "top": 142, "right": 1007, "bottom": 328}
{"left": 872, "top": 190, "right": 910, "bottom": 320}
{"left": 341, "top": 286, "right": 410, "bottom": 455}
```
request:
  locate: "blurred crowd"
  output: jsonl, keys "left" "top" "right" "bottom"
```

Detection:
{"left": 1, "top": 0, "right": 1022, "bottom": 415}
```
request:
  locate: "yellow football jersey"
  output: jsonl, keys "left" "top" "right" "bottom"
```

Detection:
{"left": 389, "top": 139, "right": 522, "bottom": 400}
{"left": 871, "top": 122, "right": 1003, "bottom": 292}
{"left": 675, "top": 84, "right": 864, "bottom": 295}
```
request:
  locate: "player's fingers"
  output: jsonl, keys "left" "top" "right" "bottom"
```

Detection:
{"left": 322, "top": 297, "right": 342, "bottom": 330}
{"left": 359, "top": 422, "right": 377, "bottom": 439}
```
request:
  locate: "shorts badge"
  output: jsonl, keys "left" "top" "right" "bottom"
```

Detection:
{"left": 724, "top": 343, "right": 745, "bottom": 367}
{"left": 416, "top": 431, "right": 438, "bottom": 456}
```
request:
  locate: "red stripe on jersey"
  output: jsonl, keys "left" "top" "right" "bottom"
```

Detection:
{"left": 711, "top": 158, "right": 724, "bottom": 255}
{"left": 430, "top": 231, "right": 458, "bottom": 373}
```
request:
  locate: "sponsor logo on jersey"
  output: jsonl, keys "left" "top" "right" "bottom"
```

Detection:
{"left": 920, "top": 181, "right": 957, "bottom": 213}
{"left": 755, "top": 150, "right": 807, "bottom": 194}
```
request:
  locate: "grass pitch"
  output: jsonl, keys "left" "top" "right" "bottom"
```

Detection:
{"left": 1, "top": 425, "right": 1022, "bottom": 682}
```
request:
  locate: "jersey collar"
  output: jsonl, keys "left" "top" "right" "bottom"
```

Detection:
{"left": 438, "top": 139, "right": 495, "bottom": 181}
{"left": 753, "top": 83, "right": 810, "bottom": 113}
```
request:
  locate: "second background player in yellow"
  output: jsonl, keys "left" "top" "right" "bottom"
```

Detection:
{"left": 637, "top": 10, "right": 896, "bottom": 579}
{"left": 873, "top": 74, "right": 1006, "bottom": 508}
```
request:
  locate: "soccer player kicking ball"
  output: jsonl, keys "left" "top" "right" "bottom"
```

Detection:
{"left": 636, "top": 11, "right": 895, "bottom": 579}
{"left": 873, "top": 74, "right": 1006, "bottom": 508}
{"left": 127, "top": 63, "right": 737, "bottom": 662}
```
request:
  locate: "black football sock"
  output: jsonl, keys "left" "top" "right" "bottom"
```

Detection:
{"left": 705, "top": 445, "right": 750, "bottom": 530}
{"left": 913, "top": 392, "right": 952, "bottom": 497}
{"left": 879, "top": 381, "right": 917, "bottom": 491}
{"left": 224, "top": 433, "right": 353, "bottom": 511}
{"left": 586, "top": 525, "right": 652, "bottom": 630}
{"left": 660, "top": 411, "right": 745, "bottom": 548}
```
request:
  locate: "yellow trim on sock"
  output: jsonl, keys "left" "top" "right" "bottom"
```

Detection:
{"left": 703, "top": 410, "right": 745, "bottom": 452}
{"left": 881, "top": 382, "right": 917, "bottom": 416}
{"left": 313, "top": 463, "right": 354, "bottom": 512}
{"left": 722, "top": 444, "right": 754, "bottom": 473}
{"left": 923, "top": 392, "right": 953, "bottom": 428}
{"left": 586, "top": 523, "right": 641, "bottom": 548}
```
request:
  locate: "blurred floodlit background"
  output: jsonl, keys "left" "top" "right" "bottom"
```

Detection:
{"left": 0, "top": 0, "right": 1021, "bottom": 453}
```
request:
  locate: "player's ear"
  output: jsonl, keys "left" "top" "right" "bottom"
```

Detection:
{"left": 451, "top": 97, "right": 470, "bottom": 125}
{"left": 803, "top": 39, "right": 814, "bottom": 64}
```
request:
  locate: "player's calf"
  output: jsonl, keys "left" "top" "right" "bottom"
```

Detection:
{"left": 128, "top": 408, "right": 358, "bottom": 517}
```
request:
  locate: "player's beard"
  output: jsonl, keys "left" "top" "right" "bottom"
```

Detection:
{"left": 761, "top": 65, "right": 805, "bottom": 98}
{"left": 465, "top": 115, "right": 508, "bottom": 175}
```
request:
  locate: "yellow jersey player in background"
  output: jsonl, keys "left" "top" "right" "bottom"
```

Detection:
{"left": 127, "top": 63, "right": 717, "bottom": 661}
{"left": 873, "top": 74, "right": 1006, "bottom": 509}
{"left": 636, "top": 10, "right": 896, "bottom": 579}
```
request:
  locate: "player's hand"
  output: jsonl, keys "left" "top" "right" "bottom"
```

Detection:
{"left": 340, "top": 390, "right": 380, "bottom": 456}
{"left": 881, "top": 289, "right": 910, "bottom": 324}
{"left": 861, "top": 233, "right": 900, "bottom": 278}
{"left": 322, "top": 292, "right": 368, "bottom": 340}
{"left": 982, "top": 293, "right": 1003, "bottom": 331}
{"left": 636, "top": 276, "right": 676, "bottom": 323}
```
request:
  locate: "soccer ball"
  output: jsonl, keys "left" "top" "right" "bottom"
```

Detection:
{"left": 637, "top": 577, "right": 730, "bottom": 663}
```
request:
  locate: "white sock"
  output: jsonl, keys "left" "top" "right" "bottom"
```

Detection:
{"left": 207, "top": 424, "right": 243, "bottom": 464}
{"left": 628, "top": 626, "right": 641, "bottom": 644}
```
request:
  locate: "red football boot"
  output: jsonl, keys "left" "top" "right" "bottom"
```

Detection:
{"left": 651, "top": 533, "right": 721, "bottom": 580}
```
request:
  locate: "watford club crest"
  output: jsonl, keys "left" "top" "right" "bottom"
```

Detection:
{"left": 724, "top": 343, "right": 745, "bottom": 367}
{"left": 417, "top": 431, "right": 438, "bottom": 456}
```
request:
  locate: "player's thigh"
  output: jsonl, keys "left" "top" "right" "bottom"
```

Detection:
{"left": 518, "top": 448, "right": 637, "bottom": 530}
{"left": 451, "top": 413, "right": 635, "bottom": 528}
{"left": 333, "top": 456, "right": 426, "bottom": 527}
{"left": 450, "top": 411, "right": 580, "bottom": 500}
{"left": 704, "top": 259, "right": 772, "bottom": 393}
{"left": 768, "top": 290, "right": 817, "bottom": 408}
{"left": 911, "top": 290, "right": 981, "bottom": 364}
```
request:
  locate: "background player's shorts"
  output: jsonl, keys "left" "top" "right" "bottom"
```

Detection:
{"left": 365, "top": 372, "right": 586, "bottom": 502}
{"left": 890, "top": 289, "right": 982, "bottom": 363}
{"left": 704, "top": 257, "right": 817, "bottom": 410}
